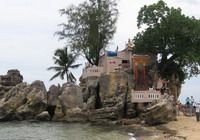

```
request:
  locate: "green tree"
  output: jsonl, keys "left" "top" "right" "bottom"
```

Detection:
{"left": 47, "top": 47, "right": 81, "bottom": 83}
{"left": 134, "top": 0, "right": 200, "bottom": 83}
{"left": 56, "top": 0, "right": 118, "bottom": 65}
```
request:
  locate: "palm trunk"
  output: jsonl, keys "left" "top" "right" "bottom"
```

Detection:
{"left": 65, "top": 70, "right": 69, "bottom": 83}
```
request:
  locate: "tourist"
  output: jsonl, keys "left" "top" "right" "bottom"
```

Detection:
{"left": 189, "top": 96, "right": 195, "bottom": 116}
{"left": 185, "top": 97, "right": 191, "bottom": 116}
{"left": 176, "top": 100, "right": 181, "bottom": 116}
{"left": 190, "top": 96, "right": 195, "bottom": 106}
{"left": 195, "top": 101, "right": 200, "bottom": 122}
{"left": 185, "top": 97, "right": 190, "bottom": 108}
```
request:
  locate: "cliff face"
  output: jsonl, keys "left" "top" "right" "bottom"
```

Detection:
{"left": 99, "top": 72, "right": 128, "bottom": 99}
{"left": 99, "top": 72, "right": 134, "bottom": 99}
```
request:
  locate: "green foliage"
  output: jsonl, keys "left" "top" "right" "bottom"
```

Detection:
{"left": 134, "top": 0, "right": 200, "bottom": 83}
{"left": 47, "top": 47, "right": 81, "bottom": 83}
{"left": 56, "top": 0, "right": 118, "bottom": 65}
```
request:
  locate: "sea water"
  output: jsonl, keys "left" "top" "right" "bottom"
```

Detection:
{"left": 0, "top": 122, "right": 135, "bottom": 140}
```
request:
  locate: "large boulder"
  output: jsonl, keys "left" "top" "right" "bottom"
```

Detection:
{"left": 35, "top": 111, "right": 50, "bottom": 121}
{"left": 84, "top": 81, "right": 101, "bottom": 110}
{"left": 0, "top": 81, "right": 47, "bottom": 121}
{"left": 99, "top": 72, "right": 128, "bottom": 100}
{"left": 86, "top": 95, "right": 96, "bottom": 110}
{"left": 54, "top": 83, "right": 83, "bottom": 119}
{"left": 88, "top": 92, "right": 126, "bottom": 122}
{"left": 46, "top": 84, "right": 61, "bottom": 120}
{"left": 0, "top": 69, "right": 23, "bottom": 86}
{"left": 63, "top": 107, "right": 88, "bottom": 122}
{"left": 89, "top": 107, "right": 121, "bottom": 122}
{"left": 0, "top": 69, "right": 23, "bottom": 99}
{"left": 47, "top": 84, "right": 61, "bottom": 106}
{"left": 141, "top": 95, "right": 176, "bottom": 125}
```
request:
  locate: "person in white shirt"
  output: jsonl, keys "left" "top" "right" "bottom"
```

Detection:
{"left": 195, "top": 102, "right": 200, "bottom": 122}
{"left": 190, "top": 96, "right": 195, "bottom": 116}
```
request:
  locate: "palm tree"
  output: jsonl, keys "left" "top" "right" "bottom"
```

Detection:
{"left": 47, "top": 47, "right": 81, "bottom": 83}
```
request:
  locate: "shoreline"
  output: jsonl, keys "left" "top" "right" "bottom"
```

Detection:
{"left": 0, "top": 113, "right": 197, "bottom": 140}
{"left": 161, "top": 112, "right": 200, "bottom": 140}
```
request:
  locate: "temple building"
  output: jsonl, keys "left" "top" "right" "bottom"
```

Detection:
{"left": 98, "top": 39, "right": 134, "bottom": 74}
{"left": 81, "top": 39, "right": 165, "bottom": 103}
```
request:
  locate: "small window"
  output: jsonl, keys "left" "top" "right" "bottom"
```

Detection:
{"left": 122, "top": 60, "right": 129, "bottom": 63}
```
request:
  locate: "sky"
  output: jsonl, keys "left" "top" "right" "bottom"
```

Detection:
{"left": 0, "top": 0, "right": 199, "bottom": 103}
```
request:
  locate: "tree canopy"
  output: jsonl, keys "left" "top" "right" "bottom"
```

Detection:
{"left": 56, "top": 0, "right": 118, "bottom": 65}
{"left": 47, "top": 47, "right": 81, "bottom": 83}
{"left": 134, "top": 0, "right": 200, "bottom": 83}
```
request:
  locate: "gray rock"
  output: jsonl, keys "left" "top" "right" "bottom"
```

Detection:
{"left": 47, "top": 84, "right": 61, "bottom": 106}
{"left": 35, "top": 111, "right": 50, "bottom": 121}
{"left": 59, "top": 84, "right": 83, "bottom": 112}
{"left": 63, "top": 108, "right": 88, "bottom": 122}
{"left": 86, "top": 95, "right": 96, "bottom": 110}
{"left": 89, "top": 107, "right": 120, "bottom": 122}
{"left": 0, "top": 69, "right": 23, "bottom": 86}
{"left": 30, "top": 80, "right": 47, "bottom": 94}
{"left": 99, "top": 72, "right": 128, "bottom": 99}
{"left": 0, "top": 81, "right": 47, "bottom": 121}
{"left": 141, "top": 95, "right": 176, "bottom": 125}
{"left": 0, "top": 85, "right": 13, "bottom": 99}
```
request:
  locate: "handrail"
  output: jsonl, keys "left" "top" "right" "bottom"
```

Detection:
{"left": 82, "top": 67, "right": 104, "bottom": 79}
{"left": 131, "top": 90, "right": 161, "bottom": 103}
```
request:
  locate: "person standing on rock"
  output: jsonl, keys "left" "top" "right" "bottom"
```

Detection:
{"left": 195, "top": 101, "right": 200, "bottom": 122}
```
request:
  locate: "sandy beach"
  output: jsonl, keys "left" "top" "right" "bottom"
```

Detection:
{"left": 127, "top": 112, "right": 200, "bottom": 140}
{"left": 163, "top": 113, "right": 200, "bottom": 140}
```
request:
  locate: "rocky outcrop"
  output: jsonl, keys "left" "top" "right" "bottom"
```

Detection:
{"left": 83, "top": 81, "right": 102, "bottom": 110}
{"left": 80, "top": 73, "right": 130, "bottom": 122}
{"left": 0, "top": 81, "right": 47, "bottom": 121}
{"left": 35, "top": 111, "right": 50, "bottom": 121}
{"left": 99, "top": 72, "right": 129, "bottom": 99}
{"left": 58, "top": 84, "right": 83, "bottom": 113}
{"left": 46, "top": 84, "right": 61, "bottom": 120}
{"left": 0, "top": 85, "right": 12, "bottom": 99}
{"left": 47, "top": 84, "right": 61, "bottom": 106}
{"left": 0, "top": 69, "right": 23, "bottom": 99}
{"left": 0, "top": 69, "right": 177, "bottom": 126}
{"left": 140, "top": 95, "right": 176, "bottom": 125}
{"left": 0, "top": 69, "right": 23, "bottom": 86}
{"left": 89, "top": 107, "right": 121, "bottom": 122}
{"left": 63, "top": 108, "right": 88, "bottom": 122}
{"left": 52, "top": 83, "right": 83, "bottom": 120}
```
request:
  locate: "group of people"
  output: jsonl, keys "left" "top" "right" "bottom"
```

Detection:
{"left": 185, "top": 96, "right": 200, "bottom": 121}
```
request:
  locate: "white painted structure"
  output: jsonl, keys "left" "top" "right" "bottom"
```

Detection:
{"left": 131, "top": 89, "right": 161, "bottom": 103}
{"left": 82, "top": 67, "right": 104, "bottom": 79}
{"left": 81, "top": 39, "right": 134, "bottom": 80}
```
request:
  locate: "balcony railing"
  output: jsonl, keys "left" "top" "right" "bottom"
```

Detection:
{"left": 131, "top": 89, "right": 161, "bottom": 103}
{"left": 82, "top": 67, "right": 104, "bottom": 79}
